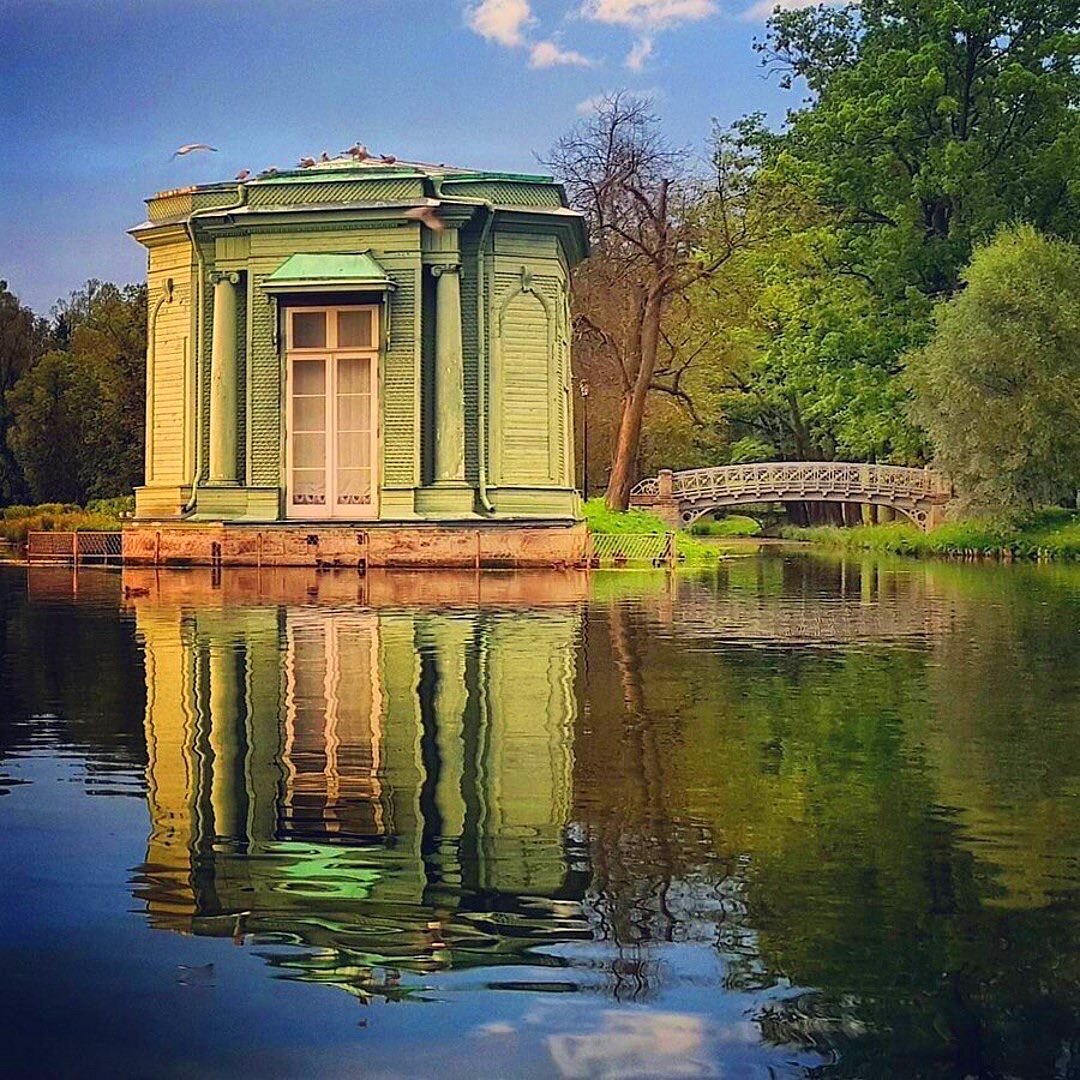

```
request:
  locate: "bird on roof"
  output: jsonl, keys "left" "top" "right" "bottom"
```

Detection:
{"left": 380, "top": 154, "right": 397, "bottom": 164}
{"left": 320, "top": 151, "right": 331, "bottom": 162}
{"left": 258, "top": 167, "right": 279, "bottom": 178}
{"left": 172, "top": 143, "right": 217, "bottom": 158}
{"left": 350, "top": 144, "right": 370, "bottom": 161}
{"left": 403, "top": 205, "right": 445, "bottom": 233}
{"left": 235, "top": 169, "right": 250, "bottom": 181}
{"left": 298, "top": 156, "right": 316, "bottom": 168}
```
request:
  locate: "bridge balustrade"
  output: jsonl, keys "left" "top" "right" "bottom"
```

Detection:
{"left": 630, "top": 462, "right": 952, "bottom": 530}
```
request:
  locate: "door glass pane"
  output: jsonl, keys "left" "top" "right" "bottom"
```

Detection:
{"left": 292, "top": 470, "right": 326, "bottom": 505}
{"left": 292, "top": 311, "right": 326, "bottom": 349}
{"left": 337, "top": 431, "right": 370, "bottom": 469}
{"left": 291, "top": 356, "right": 327, "bottom": 509}
{"left": 337, "top": 392, "right": 370, "bottom": 434}
{"left": 336, "top": 469, "right": 371, "bottom": 505}
{"left": 337, "top": 356, "right": 370, "bottom": 394}
{"left": 293, "top": 358, "right": 326, "bottom": 395}
{"left": 293, "top": 396, "right": 324, "bottom": 433}
{"left": 294, "top": 432, "right": 326, "bottom": 469}
{"left": 338, "top": 310, "right": 373, "bottom": 348}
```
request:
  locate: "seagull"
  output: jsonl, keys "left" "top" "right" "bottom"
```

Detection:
{"left": 257, "top": 167, "right": 279, "bottom": 178}
{"left": 172, "top": 143, "right": 217, "bottom": 158}
{"left": 380, "top": 154, "right": 397, "bottom": 164}
{"left": 403, "top": 205, "right": 445, "bottom": 232}
{"left": 320, "top": 151, "right": 330, "bottom": 162}
{"left": 350, "top": 144, "right": 370, "bottom": 161}
{"left": 235, "top": 168, "right": 250, "bottom": 180}
{"left": 298, "top": 156, "right": 316, "bottom": 168}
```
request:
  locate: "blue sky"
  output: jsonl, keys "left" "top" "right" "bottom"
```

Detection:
{"left": 1, "top": 0, "right": 798, "bottom": 312}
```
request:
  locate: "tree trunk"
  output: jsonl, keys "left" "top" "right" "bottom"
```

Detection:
{"left": 605, "top": 388, "right": 649, "bottom": 510}
{"left": 605, "top": 290, "right": 663, "bottom": 511}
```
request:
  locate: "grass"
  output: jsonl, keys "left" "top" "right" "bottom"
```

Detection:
{"left": 689, "top": 514, "right": 763, "bottom": 538}
{"left": 582, "top": 497, "right": 722, "bottom": 563}
{"left": 0, "top": 497, "right": 133, "bottom": 546}
{"left": 780, "top": 508, "right": 1080, "bottom": 560}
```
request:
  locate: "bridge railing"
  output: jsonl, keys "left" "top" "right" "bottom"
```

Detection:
{"left": 631, "top": 462, "right": 951, "bottom": 502}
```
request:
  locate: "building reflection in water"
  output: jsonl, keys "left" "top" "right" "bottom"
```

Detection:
{"left": 131, "top": 569, "right": 591, "bottom": 1000}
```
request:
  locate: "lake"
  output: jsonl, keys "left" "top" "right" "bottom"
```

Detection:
{"left": 1, "top": 555, "right": 1078, "bottom": 1078}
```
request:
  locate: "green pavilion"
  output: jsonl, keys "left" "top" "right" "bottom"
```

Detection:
{"left": 125, "top": 153, "right": 588, "bottom": 566}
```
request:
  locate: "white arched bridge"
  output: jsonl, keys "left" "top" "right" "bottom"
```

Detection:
{"left": 630, "top": 462, "right": 952, "bottom": 530}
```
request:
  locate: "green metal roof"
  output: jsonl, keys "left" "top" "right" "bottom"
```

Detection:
{"left": 262, "top": 251, "right": 395, "bottom": 293}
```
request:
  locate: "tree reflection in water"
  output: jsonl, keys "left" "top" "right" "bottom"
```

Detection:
{"left": 23, "top": 557, "right": 1077, "bottom": 1076}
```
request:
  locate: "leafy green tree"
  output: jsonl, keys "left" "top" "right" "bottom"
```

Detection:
{"left": 50, "top": 280, "right": 147, "bottom": 497}
{"left": 4, "top": 280, "right": 147, "bottom": 504}
{"left": 0, "top": 281, "right": 51, "bottom": 503}
{"left": 6, "top": 350, "right": 103, "bottom": 503}
{"left": 669, "top": 0, "right": 1080, "bottom": 479}
{"left": 759, "top": 0, "right": 1080, "bottom": 296}
{"left": 906, "top": 224, "right": 1080, "bottom": 512}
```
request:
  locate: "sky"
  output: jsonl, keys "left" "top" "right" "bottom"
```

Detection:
{"left": 1, "top": 0, "right": 801, "bottom": 313}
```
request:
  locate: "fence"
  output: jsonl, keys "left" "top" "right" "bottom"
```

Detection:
{"left": 586, "top": 532, "right": 677, "bottom": 569}
{"left": 26, "top": 531, "right": 123, "bottom": 565}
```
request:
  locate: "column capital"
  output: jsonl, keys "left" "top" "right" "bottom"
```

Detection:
{"left": 210, "top": 270, "right": 241, "bottom": 286}
{"left": 430, "top": 262, "right": 461, "bottom": 278}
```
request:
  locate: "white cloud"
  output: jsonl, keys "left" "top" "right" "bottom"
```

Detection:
{"left": 530, "top": 39, "right": 596, "bottom": 67}
{"left": 575, "top": 91, "right": 610, "bottom": 114}
{"left": 625, "top": 36, "right": 654, "bottom": 69}
{"left": 741, "top": 0, "right": 847, "bottom": 19}
{"left": 466, "top": 0, "right": 534, "bottom": 47}
{"left": 581, "top": 0, "right": 717, "bottom": 30}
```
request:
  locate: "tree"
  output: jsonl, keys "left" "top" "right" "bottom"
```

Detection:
{"left": 549, "top": 93, "right": 763, "bottom": 509}
{"left": 51, "top": 280, "right": 147, "bottom": 497}
{"left": 758, "top": 0, "right": 1080, "bottom": 297}
{"left": 695, "top": 0, "right": 1080, "bottom": 482}
{"left": 0, "top": 281, "right": 50, "bottom": 503}
{"left": 4, "top": 280, "right": 147, "bottom": 504}
{"left": 906, "top": 225, "right": 1080, "bottom": 513}
{"left": 6, "top": 350, "right": 103, "bottom": 503}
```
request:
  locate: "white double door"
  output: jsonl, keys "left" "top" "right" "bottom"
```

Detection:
{"left": 286, "top": 305, "right": 378, "bottom": 519}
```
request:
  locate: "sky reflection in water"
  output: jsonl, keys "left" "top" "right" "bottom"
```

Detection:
{"left": 1, "top": 557, "right": 1078, "bottom": 1078}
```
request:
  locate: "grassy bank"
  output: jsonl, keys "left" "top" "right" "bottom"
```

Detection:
{"left": 781, "top": 508, "right": 1080, "bottom": 560}
{"left": 0, "top": 497, "right": 132, "bottom": 546}
{"left": 582, "top": 498, "right": 723, "bottom": 562}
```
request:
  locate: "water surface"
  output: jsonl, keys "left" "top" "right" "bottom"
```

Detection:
{"left": 1, "top": 557, "right": 1078, "bottom": 1077}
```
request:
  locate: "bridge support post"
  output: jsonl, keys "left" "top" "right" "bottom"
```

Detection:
{"left": 654, "top": 469, "right": 681, "bottom": 529}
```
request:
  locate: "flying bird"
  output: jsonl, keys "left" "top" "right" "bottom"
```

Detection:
{"left": 235, "top": 169, "right": 250, "bottom": 181}
{"left": 172, "top": 143, "right": 217, "bottom": 158}
{"left": 403, "top": 205, "right": 445, "bottom": 233}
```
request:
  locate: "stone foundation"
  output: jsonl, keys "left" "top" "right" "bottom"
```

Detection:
{"left": 123, "top": 521, "right": 589, "bottom": 569}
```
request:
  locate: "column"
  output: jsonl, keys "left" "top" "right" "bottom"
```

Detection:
{"left": 208, "top": 272, "right": 240, "bottom": 484}
{"left": 208, "top": 637, "right": 243, "bottom": 842}
{"left": 431, "top": 263, "right": 466, "bottom": 484}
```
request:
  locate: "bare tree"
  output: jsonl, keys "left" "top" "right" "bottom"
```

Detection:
{"left": 548, "top": 93, "right": 754, "bottom": 510}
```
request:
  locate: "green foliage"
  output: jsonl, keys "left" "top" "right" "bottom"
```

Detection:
{"left": 582, "top": 497, "right": 722, "bottom": 562}
{"left": 690, "top": 514, "right": 763, "bottom": 537}
{"left": 782, "top": 509, "right": 1080, "bottom": 558}
{"left": 646, "top": 0, "right": 1080, "bottom": 478}
{"left": 0, "top": 281, "right": 51, "bottom": 504}
{"left": 0, "top": 501, "right": 126, "bottom": 545}
{"left": 583, "top": 497, "right": 672, "bottom": 535}
{"left": 4, "top": 281, "right": 146, "bottom": 505}
{"left": 906, "top": 225, "right": 1080, "bottom": 512}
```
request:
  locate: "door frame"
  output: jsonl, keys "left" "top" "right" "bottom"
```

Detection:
{"left": 284, "top": 303, "right": 380, "bottom": 520}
